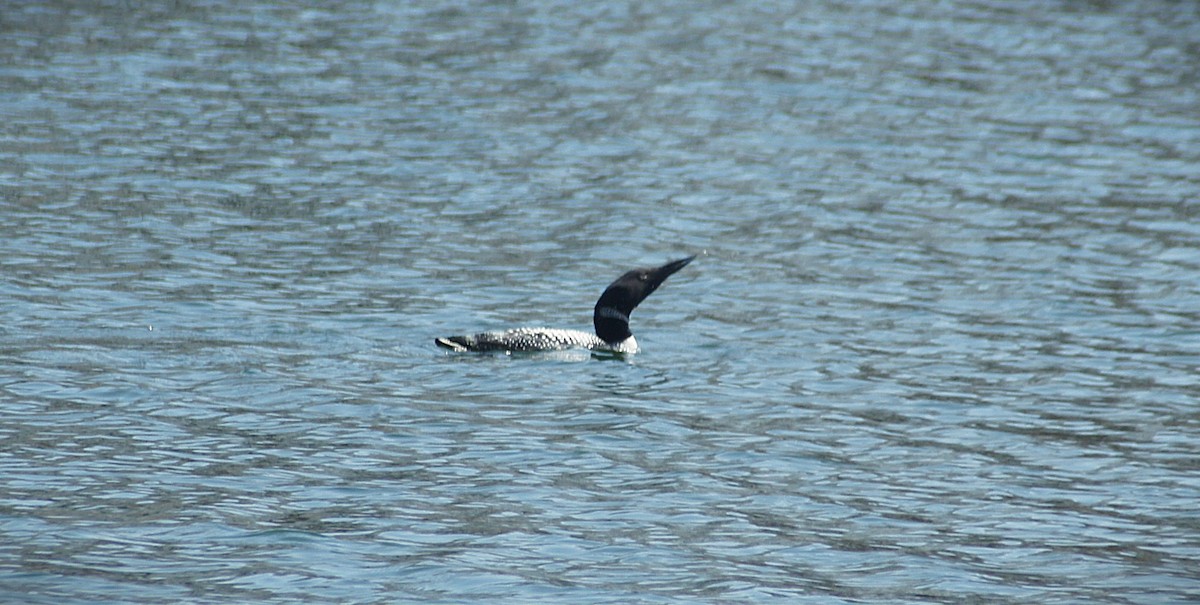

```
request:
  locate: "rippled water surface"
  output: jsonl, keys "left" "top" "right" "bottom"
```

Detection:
{"left": 3, "top": 1, "right": 1199, "bottom": 603}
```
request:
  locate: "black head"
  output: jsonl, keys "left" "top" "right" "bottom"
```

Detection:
{"left": 593, "top": 256, "right": 695, "bottom": 343}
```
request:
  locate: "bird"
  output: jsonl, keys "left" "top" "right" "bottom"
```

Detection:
{"left": 435, "top": 256, "right": 695, "bottom": 354}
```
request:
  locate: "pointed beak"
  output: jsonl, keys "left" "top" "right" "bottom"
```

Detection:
{"left": 652, "top": 255, "right": 695, "bottom": 281}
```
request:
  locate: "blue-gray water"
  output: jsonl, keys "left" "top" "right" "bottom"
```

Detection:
{"left": 2, "top": 1, "right": 1198, "bottom": 603}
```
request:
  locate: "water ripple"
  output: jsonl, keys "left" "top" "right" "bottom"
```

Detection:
{"left": 3, "top": 0, "right": 1199, "bottom": 603}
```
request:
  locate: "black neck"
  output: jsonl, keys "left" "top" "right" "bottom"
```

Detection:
{"left": 593, "top": 306, "right": 632, "bottom": 344}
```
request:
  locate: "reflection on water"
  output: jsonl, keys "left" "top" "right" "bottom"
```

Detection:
{"left": 2, "top": 0, "right": 1198, "bottom": 603}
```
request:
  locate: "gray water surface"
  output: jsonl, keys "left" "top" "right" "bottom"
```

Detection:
{"left": 3, "top": 1, "right": 1199, "bottom": 603}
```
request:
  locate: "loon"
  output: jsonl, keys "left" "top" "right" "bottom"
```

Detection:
{"left": 435, "top": 256, "right": 695, "bottom": 354}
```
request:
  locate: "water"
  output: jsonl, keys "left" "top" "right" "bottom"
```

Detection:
{"left": 2, "top": 0, "right": 1198, "bottom": 603}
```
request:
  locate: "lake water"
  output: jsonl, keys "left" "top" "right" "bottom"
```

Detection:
{"left": 2, "top": 1, "right": 1198, "bottom": 603}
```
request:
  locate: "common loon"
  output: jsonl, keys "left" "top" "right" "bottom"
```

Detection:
{"left": 435, "top": 256, "right": 695, "bottom": 354}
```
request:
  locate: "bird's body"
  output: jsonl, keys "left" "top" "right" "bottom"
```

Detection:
{"left": 435, "top": 328, "right": 635, "bottom": 353}
{"left": 436, "top": 256, "right": 694, "bottom": 354}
